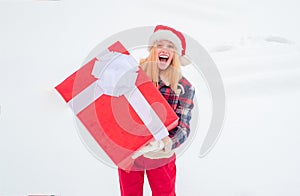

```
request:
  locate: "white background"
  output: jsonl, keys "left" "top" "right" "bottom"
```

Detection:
{"left": 1, "top": 0, "right": 300, "bottom": 195}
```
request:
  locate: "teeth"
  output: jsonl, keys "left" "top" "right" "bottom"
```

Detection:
{"left": 159, "top": 55, "right": 168, "bottom": 59}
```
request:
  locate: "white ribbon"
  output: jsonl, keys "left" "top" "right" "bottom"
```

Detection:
{"left": 92, "top": 50, "right": 139, "bottom": 97}
{"left": 68, "top": 82, "right": 103, "bottom": 115}
{"left": 67, "top": 50, "right": 168, "bottom": 141}
{"left": 124, "top": 87, "right": 168, "bottom": 140}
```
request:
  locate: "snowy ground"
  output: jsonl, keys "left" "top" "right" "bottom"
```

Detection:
{"left": 1, "top": 1, "right": 300, "bottom": 196}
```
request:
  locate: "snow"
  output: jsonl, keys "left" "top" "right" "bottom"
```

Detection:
{"left": 1, "top": 0, "right": 300, "bottom": 195}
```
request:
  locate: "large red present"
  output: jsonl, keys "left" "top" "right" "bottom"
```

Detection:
{"left": 55, "top": 41, "right": 178, "bottom": 170}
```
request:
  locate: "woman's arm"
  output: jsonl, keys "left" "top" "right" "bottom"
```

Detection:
{"left": 169, "top": 83, "right": 195, "bottom": 149}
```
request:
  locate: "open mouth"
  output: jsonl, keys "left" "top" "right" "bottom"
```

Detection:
{"left": 159, "top": 55, "right": 169, "bottom": 63}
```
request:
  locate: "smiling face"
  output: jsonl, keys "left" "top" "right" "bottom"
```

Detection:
{"left": 155, "top": 40, "right": 175, "bottom": 70}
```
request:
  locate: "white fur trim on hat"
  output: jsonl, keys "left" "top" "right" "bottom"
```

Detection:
{"left": 148, "top": 30, "right": 183, "bottom": 55}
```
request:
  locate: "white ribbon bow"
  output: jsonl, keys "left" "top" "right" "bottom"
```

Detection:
{"left": 92, "top": 50, "right": 139, "bottom": 97}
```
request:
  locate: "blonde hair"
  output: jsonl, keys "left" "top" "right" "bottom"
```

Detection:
{"left": 140, "top": 44, "right": 182, "bottom": 94}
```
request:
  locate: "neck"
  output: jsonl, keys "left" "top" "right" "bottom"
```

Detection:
{"left": 159, "top": 72, "right": 170, "bottom": 85}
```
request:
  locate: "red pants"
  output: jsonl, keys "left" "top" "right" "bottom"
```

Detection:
{"left": 118, "top": 155, "right": 176, "bottom": 196}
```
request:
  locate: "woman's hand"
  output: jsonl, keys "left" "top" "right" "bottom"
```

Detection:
{"left": 131, "top": 137, "right": 174, "bottom": 159}
{"left": 143, "top": 137, "right": 174, "bottom": 159}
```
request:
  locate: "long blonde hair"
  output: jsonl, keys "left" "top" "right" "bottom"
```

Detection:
{"left": 140, "top": 44, "right": 182, "bottom": 94}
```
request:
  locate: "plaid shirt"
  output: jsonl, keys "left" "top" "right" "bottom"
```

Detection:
{"left": 158, "top": 77, "right": 195, "bottom": 149}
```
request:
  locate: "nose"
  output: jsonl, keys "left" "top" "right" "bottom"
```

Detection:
{"left": 160, "top": 49, "right": 168, "bottom": 54}
{"left": 159, "top": 46, "right": 170, "bottom": 53}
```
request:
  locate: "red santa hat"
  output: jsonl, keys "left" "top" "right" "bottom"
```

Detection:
{"left": 148, "top": 25, "right": 190, "bottom": 65}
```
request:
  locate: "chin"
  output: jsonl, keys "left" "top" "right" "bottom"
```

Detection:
{"left": 158, "top": 63, "right": 169, "bottom": 70}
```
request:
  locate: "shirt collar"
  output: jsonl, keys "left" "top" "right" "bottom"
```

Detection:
{"left": 158, "top": 79, "right": 169, "bottom": 88}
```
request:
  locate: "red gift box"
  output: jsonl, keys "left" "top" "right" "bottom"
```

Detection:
{"left": 55, "top": 41, "right": 178, "bottom": 170}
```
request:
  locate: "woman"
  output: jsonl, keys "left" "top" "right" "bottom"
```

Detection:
{"left": 118, "top": 25, "right": 195, "bottom": 196}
